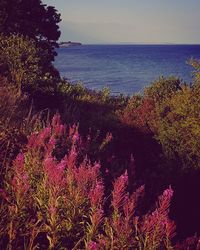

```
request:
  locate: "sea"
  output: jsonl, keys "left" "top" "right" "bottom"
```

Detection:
{"left": 55, "top": 45, "right": 200, "bottom": 95}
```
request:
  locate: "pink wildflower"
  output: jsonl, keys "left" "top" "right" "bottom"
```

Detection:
{"left": 13, "top": 153, "right": 24, "bottom": 170}
{"left": 54, "top": 124, "right": 66, "bottom": 137}
{"left": 74, "top": 161, "right": 101, "bottom": 193}
{"left": 27, "top": 127, "right": 51, "bottom": 149}
{"left": 90, "top": 207, "right": 104, "bottom": 229}
{"left": 44, "top": 156, "right": 65, "bottom": 191}
{"left": 37, "top": 127, "right": 51, "bottom": 146}
{"left": 165, "top": 217, "right": 176, "bottom": 240}
{"left": 27, "top": 132, "right": 38, "bottom": 148}
{"left": 51, "top": 113, "right": 61, "bottom": 128}
{"left": 141, "top": 187, "right": 176, "bottom": 246}
{"left": 158, "top": 186, "right": 174, "bottom": 216}
{"left": 45, "top": 136, "right": 56, "bottom": 156}
{"left": 89, "top": 181, "right": 104, "bottom": 208}
{"left": 51, "top": 114, "right": 66, "bottom": 137}
{"left": 69, "top": 124, "right": 77, "bottom": 138}
{"left": 65, "top": 145, "right": 78, "bottom": 170}
{"left": 88, "top": 241, "right": 99, "bottom": 250}
{"left": 12, "top": 153, "right": 30, "bottom": 195}
{"left": 72, "top": 128, "right": 80, "bottom": 144}
{"left": 111, "top": 171, "right": 128, "bottom": 211}
{"left": 123, "top": 185, "right": 145, "bottom": 220}
{"left": 84, "top": 162, "right": 101, "bottom": 190}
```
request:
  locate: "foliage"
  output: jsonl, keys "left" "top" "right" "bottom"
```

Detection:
{"left": 58, "top": 80, "right": 127, "bottom": 107}
{"left": 57, "top": 80, "right": 127, "bottom": 134}
{"left": 0, "top": 0, "right": 61, "bottom": 66}
{"left": 117, "top": 95, "right": 156, "bottom": 132}
{"left": 0, "top": 76, "right": 58, "bottom": 186}
{"left": 142, "top": 76, "right": 200, "bottom": 170}
{"left": 155, "top": 85, "right": 200, "bottom": 170}
{"left": 0, "top": 77, "right": 28, "bottom": 178}
{"left": 116, "top": 75, "right": 200, "bottom": 171}
{"left": 189, "top": 58, "right": 200, "bottom": 85}
{"left": 0, "top": 34, "right": 41, "bottom": 94}
{"left": 144, "top": 76, "right": 183, "bottom": 104}
{"left": 1, "top": 114, "right": 193, "bottom": 250}
{"left": 116, "top": 77, "right": 183, "bottom": 133}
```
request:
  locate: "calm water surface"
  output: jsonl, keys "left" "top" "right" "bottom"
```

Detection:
{"left": 55, "top": 45, "right": 200, "bottom": 95}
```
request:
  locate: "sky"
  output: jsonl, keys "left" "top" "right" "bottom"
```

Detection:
{"left": 43, "top": 0, "right": 200, "bottom": 44}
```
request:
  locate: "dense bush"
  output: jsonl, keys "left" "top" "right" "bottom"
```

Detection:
{"left": 137, "top": 75, "right": 200, "bottom": 171}
{"left": 144, "top": 76, "right": 183, "bottom": 104}
{"left": 1, "top": 114, "right": 198, "bottom": 249}
{"left": 0, "top": 34, "right": 41, "bottom": 94}
{"left": 117, "top": 77, "right": 183, "bottom": 133}
{"left": 117, "top": 95, "right": 156, "bottom": 132}
{"left": 155, "top": 85, "right": 200, "bottom": 170}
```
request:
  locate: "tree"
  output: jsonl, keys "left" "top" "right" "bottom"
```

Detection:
{"left": 0, "top": 0, "right": 61, "bottom": 75}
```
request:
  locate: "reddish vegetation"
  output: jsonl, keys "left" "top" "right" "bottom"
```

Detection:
{"left": 118, "top": 97, "right": 156, "bottom": 132}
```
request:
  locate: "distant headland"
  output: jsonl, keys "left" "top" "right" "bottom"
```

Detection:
{"left": 59, "top": 41, "right": 82, "bottom": 47}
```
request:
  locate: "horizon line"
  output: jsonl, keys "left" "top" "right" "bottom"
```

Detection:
{"left": 83, "top": 43, "right": 200, "bottom": 45}
{"left": 59, "top": 41, "right": 200, "bottom": 46}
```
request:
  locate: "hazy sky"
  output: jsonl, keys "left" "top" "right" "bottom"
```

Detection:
{"left": 44, "top": 0, "right": 200, "bottom": 44}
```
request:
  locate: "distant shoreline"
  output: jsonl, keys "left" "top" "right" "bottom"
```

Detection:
{"left": 81, "top": 43, "right": 200, "bottom": 46}
{"left": 59, "top": 41, "right": 82, "bottom": 47}
{"left": 58, "top": 43, "right": 200, "bottom": 47}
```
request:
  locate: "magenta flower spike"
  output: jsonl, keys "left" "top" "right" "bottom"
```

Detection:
{"left": 11, "top": 153, "right": 30, "bottom": 200}
{"left": 111, "top": 171, "right": 128, "bottom": 211}
{"left": 89, "top": 181, "right": 104, "bottom": 209}
{"left": 44, "top": 156, "right": 65, "bottom": 191}
{"left": 88, "top": 241, "right": 99, "bottom": 250}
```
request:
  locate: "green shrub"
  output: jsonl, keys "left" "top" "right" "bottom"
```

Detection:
{"left": 0, "top": 34, "right": 41, "bottom": 94}
{"left": 189, "top": 58, "right": 200, "bottom": 85}
{"left": 155, "top": 86, "right": 200, "bottom": 170}
{"left": 144, "top": 76, "right": 183, "bottom": 104}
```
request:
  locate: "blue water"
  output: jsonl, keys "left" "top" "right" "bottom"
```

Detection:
{"left": 55, "top": 45, "right": 200, "bottom": 95}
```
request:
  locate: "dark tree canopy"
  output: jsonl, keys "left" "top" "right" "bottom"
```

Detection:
{"left": 0, "top": 0, "right": 61, "bottom": 65}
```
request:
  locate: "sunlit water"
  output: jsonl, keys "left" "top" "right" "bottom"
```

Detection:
{"left": 55, "top": 45, "right": 200, "bottom": 95}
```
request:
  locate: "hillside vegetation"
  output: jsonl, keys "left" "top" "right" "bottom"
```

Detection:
{"left": 0, "top": 1, "right": 200, "bottom": 249}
